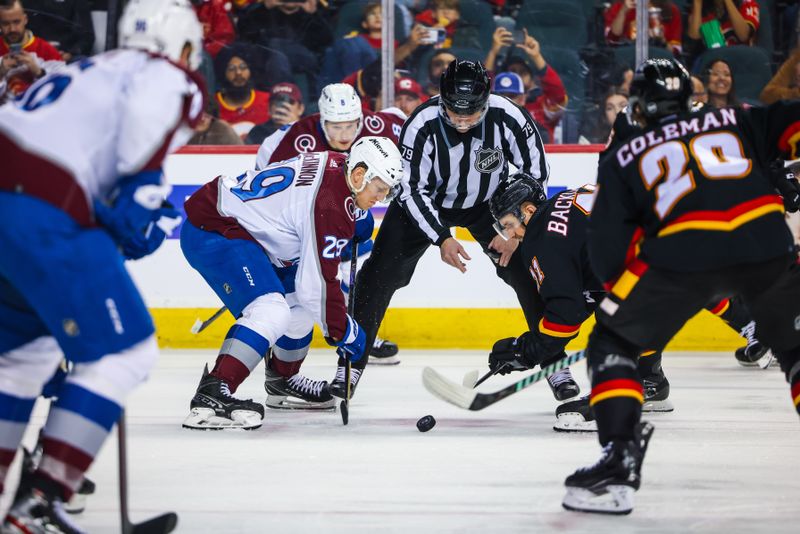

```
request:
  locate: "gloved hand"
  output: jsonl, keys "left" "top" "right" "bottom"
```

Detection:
{"left": 488, "top": 333, "right": 539, "bottom": 375}
{"left": 119, "top": 202, "right": 182, "bottom": 260}
{"left": 94, "top": 171, "right": 182, "bottom": 259}
{"left": 774, "top": 162, "right": 800, "bottom": 213}
{"left": 325, "top": 314, "right": 366, "bottom": 362}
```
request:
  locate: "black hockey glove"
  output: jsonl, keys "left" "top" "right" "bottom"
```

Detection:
{"left": 772, "top": 161, "right": 800, "bottom": 213}
{"left": 488, "top": 333, "right": 541, "bottom": 375}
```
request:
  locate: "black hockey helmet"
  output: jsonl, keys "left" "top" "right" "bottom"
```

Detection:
{"left": 440, "top": 60, "right": 491, "bottom": 117}
{"left": 490, "top": 172, "right": 547, "bottom": 234}
{"left": 628, "top": 58, "right": 692, "bottom": 122}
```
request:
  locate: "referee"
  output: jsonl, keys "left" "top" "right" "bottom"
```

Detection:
{"left": 332, "top": 59, "right": 553, "bottom": 395}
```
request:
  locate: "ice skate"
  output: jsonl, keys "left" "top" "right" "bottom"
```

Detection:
{"left": 3, "top": 467, "right": 85, "bottom": 534}
{"left": 641, "top": 369, "right": 674, "bottom": 413}
{"left": 547, "top": 368, "right": 580, "bottom": 401}
{"left": 264, "top": 367, "right": 335, "bottom": 410}
{"left": 183, "top": 365, "right": 264, "bottom": 430}
{"left": 19, "top": 443, "right": 95, "bottom": 515}
{"left": 562, "top": 422, "right": 655, "bottom": 515}
{"left": 735, "top": 322, "right": 775, "bottom": 369}
{"left": 553, "top": 396, "right": 596, "bottom": 432}
{"left": 368, "top": 336, "right": 400, "bottom": 365}
{"left": 330, "top": 365, "right": 363, "bottom": 400}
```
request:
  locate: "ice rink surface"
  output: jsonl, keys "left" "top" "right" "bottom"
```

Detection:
{"left": 4, "top": 350, "right": 799, "bottom": 533}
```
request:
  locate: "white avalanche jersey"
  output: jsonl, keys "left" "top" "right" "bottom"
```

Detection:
{"left": 184, "top": 151, "right": 356, "bottom": 339}
{"left": 0, "top": 49, "right": 205, "bottom": 227}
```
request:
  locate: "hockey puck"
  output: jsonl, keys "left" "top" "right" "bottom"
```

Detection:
{"left": 416, "top": 415, "right": 436, "bottom": 432}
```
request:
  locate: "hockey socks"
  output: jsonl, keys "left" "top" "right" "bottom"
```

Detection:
{"left": 210, "top": 324, "right": 271, "bottom": 392}
{"left": 269, "top": 331, "right": 313, "bottom": 378}
{"left": 39, "top": 382, "right": 122, "bottom": 501}
{"left": 0, "top": 392, "right": 36, "bottom": 494}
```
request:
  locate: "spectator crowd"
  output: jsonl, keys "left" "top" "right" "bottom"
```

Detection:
{"left": 1, "top": 0, "right": 798, "bottom": 144}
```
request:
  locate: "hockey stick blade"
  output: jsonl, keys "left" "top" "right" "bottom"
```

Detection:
{"left": 190, "top": 306, "right": 227, "bottom": 335}
{"left": 461, "top": 370, "right": 480, "bottom": 388}
{"left": 129, "top": 512, "right": 178, "bottom": 534}
{"left": 423, "top": 350, "right": 586, "bottom": 411}
{"left": 422, "top": 367, "right": 478, "bottom": 409}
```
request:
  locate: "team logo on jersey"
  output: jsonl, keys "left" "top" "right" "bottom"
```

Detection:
{"left": 294, "top": 134, "right": 317, "bottom": 153}
{"left": 62, "top": 318, "right": 79, "bottom": 337}
{"left": 364, "top": 115, "right": 385, "bottom": 134}
{"left": 474, "top": 147, "right": 504, "bottom": 173}
{"left": 344, "top": 196, "right": 356, "bottom": 221}
{"left": 529, "top": 256, "right": 544, "bottom": 291}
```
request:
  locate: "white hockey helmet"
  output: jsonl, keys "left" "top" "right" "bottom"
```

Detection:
{"left": 118, "top": 0, "right": 203, "bottom": 71}
{"left": 346, "top": 136, "right": 404, "bottom": 199}
{"left": 318, "top": 83, "right": 364, "bottom": 142}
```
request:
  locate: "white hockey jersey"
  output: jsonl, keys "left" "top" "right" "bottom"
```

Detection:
{"left": 0, "top": 49, "right": 204, "bottom": 227}
{"left": 184, "top": 151, "right": 356, "bottom": 340}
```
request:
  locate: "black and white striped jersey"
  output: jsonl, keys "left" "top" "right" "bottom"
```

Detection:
{"left": 397, "top": 94, "right": 549, "bottom": 244}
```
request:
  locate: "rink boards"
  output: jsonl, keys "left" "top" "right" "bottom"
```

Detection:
{"left": 130, "top": 146, "right": 743, "bottom": 350}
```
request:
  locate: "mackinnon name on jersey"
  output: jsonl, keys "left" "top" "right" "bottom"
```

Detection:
{"left": 616, "top": 108, "right": 739, "bottom": 167}
{"left": 297, "top": 152, "right": 322, "bottom": 186}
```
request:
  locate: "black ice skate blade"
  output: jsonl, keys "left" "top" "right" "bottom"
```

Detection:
{"left": 127, "top": 511, "right": 178, "bottom": 534}
{"left": 340, "top": 401, "right": 349, "bottom": 425}
{"left": 561, "top": 503, "right": 632, "bottom": 516}
{"left": 181, "top": 423, "right": 262, "bottom": 431}
{"left": 552, "top": 426, "right": 597, "bottom": 433}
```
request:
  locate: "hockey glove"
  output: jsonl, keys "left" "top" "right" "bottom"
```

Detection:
{"left": 488, "top": 332, "right": 541, "bottom": 374}
{"left": 94, "top": 170, "right": 181, "bottom": 260}
{"left": 774, "top": 162, "right": 800, "bottom": 213}
{"left": 325, "top": 314, "right": 366, "bottom": 362}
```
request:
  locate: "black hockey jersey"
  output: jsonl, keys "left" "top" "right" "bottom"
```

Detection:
{"left": 519, "top": 186, "right": 605, "bottom": 357}
{"left": 590, "top": 102, "right": 800, "bottom": 283}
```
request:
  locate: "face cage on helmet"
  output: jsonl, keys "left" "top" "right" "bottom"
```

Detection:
{"left": 491, "top": 206, "right": 525, "bottom": 240}
{"left": 439, "top": 100, "right": 489, "bottom": 131}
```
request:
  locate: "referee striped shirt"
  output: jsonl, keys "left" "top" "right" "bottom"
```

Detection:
{"left": 398, "top": 94, "right": 549, "bottom": 245}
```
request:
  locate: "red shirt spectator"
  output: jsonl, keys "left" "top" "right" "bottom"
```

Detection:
{"left": 194, "top": 0, "right": 236, "bottom": 58}
{"left": 524, "top": 64, "right": 567, "bottom": 143}
{"left": 605, "top": 1, "right": 683, "bottom": 55}
{"left": 701, "top": 0, "right": 759, "bottom": 46}
{"left": 414, "top": 0, "right": 459, "bottom": 49}
{"left": 0, "top": 30, "right": 59, "bottom": 59}
{"left": 216, "top": 89, "right": 271, "bottom": 140}
{"left": 0, "top": 30, "right": 63, "bottom": 95}
{"left": 688, "top": 0, "right": 760, "bottom": 48}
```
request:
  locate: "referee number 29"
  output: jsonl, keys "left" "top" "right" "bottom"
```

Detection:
{"left": 639, "top": 131, "right": 752, "bottom": 219}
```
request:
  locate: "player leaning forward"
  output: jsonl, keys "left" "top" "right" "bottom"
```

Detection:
{"left": 0, "top": 0, "right": 204, "bottom": 531}
{"left": 562, "top": 58, "right": 800, "bottom": 514}
{"left": 182, "top": 137, "right": 403, "bottom": 429}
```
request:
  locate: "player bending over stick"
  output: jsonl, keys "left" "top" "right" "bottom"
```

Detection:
{"left": 181, "top": 137, "right": 403, "bottom": 429}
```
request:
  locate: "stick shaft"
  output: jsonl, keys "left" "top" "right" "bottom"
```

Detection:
{"left": 193, "top": 306, "right": 227, "bottom": 334}
{"left": 471, "top": 351, "right": 585, "bottom": 410}
{"left": 344, "top": 241, "right": 358, "bottom": 411}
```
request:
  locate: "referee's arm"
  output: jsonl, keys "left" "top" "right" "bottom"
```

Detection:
{"left": 502, "top": 102, "right": 549, "bottom": 185}
{"left": 398, "top": 120, "right": 452, "bottom": 245}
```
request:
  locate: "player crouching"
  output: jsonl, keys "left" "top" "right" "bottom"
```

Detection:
{"left": 181, "top": 137, "right": 403, "bottom": 429}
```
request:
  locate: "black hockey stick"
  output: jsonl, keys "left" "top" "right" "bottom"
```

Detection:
{"left": 340, "top": 241, "right": 358, "bottom": 426}
{"left": 422, "top": 350, "right": 586, "bottom": 411}
{"left": 118, "top": 411, "right": 178, "bottom": 534}
{"left": 190, "top": 306, "right": 227, "bottom": 334}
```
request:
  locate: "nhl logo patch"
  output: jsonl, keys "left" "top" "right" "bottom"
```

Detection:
{"left": 474, "top": 147, "right": 503, "bottom": 173}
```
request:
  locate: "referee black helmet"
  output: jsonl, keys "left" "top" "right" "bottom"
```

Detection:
{"left": 628, "top": 58, "right": 692, "bottom": 123}
{"left": 439, "top": 60, "right": 490, "bottom": 128}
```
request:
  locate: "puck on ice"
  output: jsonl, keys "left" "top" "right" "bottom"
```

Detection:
{"left": 416, "top": 415, "right": 436, "bottom": 432}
